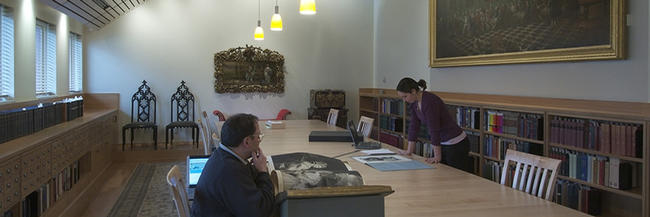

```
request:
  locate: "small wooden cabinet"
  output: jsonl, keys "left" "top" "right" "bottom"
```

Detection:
{"left": 308, "top": 89, "right": 348, "bottom": 128}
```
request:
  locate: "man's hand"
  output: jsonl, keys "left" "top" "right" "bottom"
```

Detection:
{"left": 252, "top": 148, "right": 268, "bottom": 173}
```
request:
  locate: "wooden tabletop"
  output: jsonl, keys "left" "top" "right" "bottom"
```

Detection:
{"left": 250, "top": 120, "right": 590, "bottom": 217}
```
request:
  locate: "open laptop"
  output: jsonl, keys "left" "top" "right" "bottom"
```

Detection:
{"left": 186, "top": 154, "right": 210, "bottom": 199}
{"left": 347, "top": 120, "right": 381, "bottom": 150}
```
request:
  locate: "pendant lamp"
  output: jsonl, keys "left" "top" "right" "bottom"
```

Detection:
{"left": 299, "top": 0, "right": 316, "bottom": 15}
{"left": 254, "top": 0, "right": 264, "bottom": 40}
{"left": 270, "top": 1, "right": 283, "bottom": 31}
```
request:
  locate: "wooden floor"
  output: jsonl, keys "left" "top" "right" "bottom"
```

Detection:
{"left": 78, "top": 143, "right": 200, "bottom": 217}
{"left": 79, "top": 162, "right": 138, "bottom": 217}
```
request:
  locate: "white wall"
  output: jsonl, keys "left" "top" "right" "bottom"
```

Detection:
{"left": 374, "top": 0, "right": 650, "bottom": 103}
{"left": 0, "top": 0, "right": 84, "bottom": 102}
{"left": 85, "top": 0, "right": 374, "bottom": 141}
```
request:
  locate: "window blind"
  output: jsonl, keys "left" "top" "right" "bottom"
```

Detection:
{"left": 0, "top": 5, "right": 13, "bottom": 98}
{"left": 69, "top": 32, "right": 82, "bottom": 92}
{"left": 35, "top": 20, "right": 56, "bottom": 96}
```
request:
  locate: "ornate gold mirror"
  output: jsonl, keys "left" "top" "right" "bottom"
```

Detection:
{"left": 214, "top": 45, "right": 285, "bottom": 93}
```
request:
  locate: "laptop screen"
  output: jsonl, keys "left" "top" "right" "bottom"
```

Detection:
{"left": 187, "top": 155, "right": 210, "bottom": 187}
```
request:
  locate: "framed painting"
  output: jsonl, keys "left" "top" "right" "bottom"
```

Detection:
{"left": 214, "top": 45, "right": 285, "bottom": 93}
{"left": 430, "top": 0, "right": 626, "bottom": 67}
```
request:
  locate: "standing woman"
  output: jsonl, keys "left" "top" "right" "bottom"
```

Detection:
{"left": 396, "top": 77, "right": 471, "bottom": 172}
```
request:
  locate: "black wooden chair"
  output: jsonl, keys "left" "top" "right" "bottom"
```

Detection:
{"left": 122, "top": 80, "right": 158, "bottom": 151}
{"left": 165, "top": 81, "right": 199, "bottom": 149}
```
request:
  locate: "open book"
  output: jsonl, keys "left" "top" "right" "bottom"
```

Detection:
{"left": 267, "top": 152, "right": 364, "bottom": 195}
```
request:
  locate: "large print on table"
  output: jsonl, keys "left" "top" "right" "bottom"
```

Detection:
{"left": 430, "top": 0, "right": 626, "bottom": 67}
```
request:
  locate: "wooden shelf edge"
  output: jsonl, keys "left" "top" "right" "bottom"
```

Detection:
{"left": 484, "top": 131, "right": 544, "bottom": 144}
{"left": 379, "top": 128, "right": 404, "bottom": 135}
{"left": 469, "top": 152, "right": 480, "bottom": 157}
{"left": 549, "top": 143, "right": 643, "bottom": 163}
{"left": 461, "top": 127, "right": 481, "bottom": 133}
{"left": 379, "top": 113, "right": 403, "bottom": 118}
{"left": 359, "top": 108, "right": 378, "bottom": 114}
{"left": 484, "top": 156, "right": 503, "bottom": 162}
{"left": 557, "top": 175, "right": 643, "bottom": 200}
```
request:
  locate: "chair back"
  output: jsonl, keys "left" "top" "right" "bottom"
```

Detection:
{"left": 275, "top": 109, "right": 291, "bottom": 120}
{"left": 203, "top": 111, "right": 220, "bottom": 142}
{"left": 170, "top": 81, "right": 196, "bottom": 122}
{"left": 327, "top": 108, "right": 339, "bottom": 126}
{"left": 213, "top": 110, "right": 226, "bottom": 121}
{"left": 166, "top": 165, "right": 191, "bottom": 217}
{"left": 357, "top": 116, "right": 374, "bottom": 137}
{"left": 500, "top": 149, "right": 561, "bottom": 200}
{"left": 198, "top": 119, "right": 210, "bottom": 155}
{"left": 130, "top": 80, "right": 157, "bottom": 123}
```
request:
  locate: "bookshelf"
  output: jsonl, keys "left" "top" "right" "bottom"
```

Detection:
{"left": 359, "top": 88, "right": 650, "bottom": 217}
{"left": 0, "top": 93, "right": 118, "bottom": 217}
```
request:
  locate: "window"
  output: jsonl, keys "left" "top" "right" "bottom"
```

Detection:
{"left": 35, "top": 20, "right": 56, "bottom": 96}
{"left": 0, "top": 5, "right": 13, "bottom": 98}
{"left": 69, "top": 32, "right": 82, "bottom": 92}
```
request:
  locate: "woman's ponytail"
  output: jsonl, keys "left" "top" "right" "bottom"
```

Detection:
{"left": 396, "top": 77, "right": 426, "bottom": 93}
{"left": 417, "top": 79, "right": 427, "bottom": 91}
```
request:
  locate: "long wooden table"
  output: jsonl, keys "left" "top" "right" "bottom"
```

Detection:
{"left": 252, "top": 120, "right": 590, "bottom": 217}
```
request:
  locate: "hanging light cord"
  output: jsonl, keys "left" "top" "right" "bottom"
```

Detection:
{"left": 258, "top": 0, "right": 261, "bottom": 20}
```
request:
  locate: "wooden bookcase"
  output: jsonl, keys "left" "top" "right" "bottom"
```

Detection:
{"left": 359, "top": 88, "right": 650, "bottom": 217}
{"left": 0, "top": 93, "right": 118, "bottom": 217}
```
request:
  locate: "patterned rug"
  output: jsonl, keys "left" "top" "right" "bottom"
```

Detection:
{"left": 107, "top": 162, "right": 183, "bottom": 217}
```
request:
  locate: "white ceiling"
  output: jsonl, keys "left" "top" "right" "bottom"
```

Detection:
{"left": 39, "top": 0, "right": 146, "bottom": 30}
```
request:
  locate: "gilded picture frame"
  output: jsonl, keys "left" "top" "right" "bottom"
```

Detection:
{"left": 429, "top": 0, "right": 626, "bottom": 67}
{"left": 214, "top": 45, "right": 285, "bottom": 93}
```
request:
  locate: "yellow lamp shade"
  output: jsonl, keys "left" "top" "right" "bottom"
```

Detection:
{"left": 299, "top": 0, "right": 316, "bottom": 15}
{"left": 254, "top": 26, "right": 264, "bottom": 40}
{"left": 270, "top": 13, "right": 283, "bottom": 31}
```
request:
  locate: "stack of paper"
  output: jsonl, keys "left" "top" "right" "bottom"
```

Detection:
{"left": 265, "top": 120, "right": 285, "bottom": 129}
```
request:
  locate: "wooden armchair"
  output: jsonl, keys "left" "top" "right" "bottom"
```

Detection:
{"left": 326, "top": 108, "right": 339, "bottom": 126}
{"left": 357, "top": 116, "right": 374, "bottom": 137}
{"left": 500, "top": 149, "right": 561, "bottom": 200}
{"left": 166, "top": 165, "right": 191, "bottom": 217}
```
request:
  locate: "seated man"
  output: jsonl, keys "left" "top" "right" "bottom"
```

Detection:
{"left": 191, "top": 113, "right": 275, "bottom": 217}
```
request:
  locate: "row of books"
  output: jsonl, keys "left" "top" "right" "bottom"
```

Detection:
{"left": 380, "top": 98, "right": 403, "bottom": 115}
{"left": 555, "top": 180, "right": 601, "bottom": 216}
{"left": 378, "top": 115, "right": 403, "bottom": 133}
{"left": 550, "top": 117, "right": 643, "bottom": 158}
{"left": 549, "top": 147, "right": 639, "bottom": 190}
{"left": 0, "top": 97, "right": 83, "bottom": 144}
{"left": 483, "top": 135, "right": 542, "bottom": 159}
{"left": 379, "top": 132, "right": 403, "bottom": 148}
{"left": 413, "top": 140, "right": 434, "bottom": 158}
{"left": 485, "top": 111, "right": 543, "bottom": 140}
{"left": 20, "top": 160, "right": 80, "bottom": 217}
{"left": 482, "top": 160, "right": 503, "bottom": 183}
{"left": 447, "top": 106, "right": 480, "bottom": 130}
